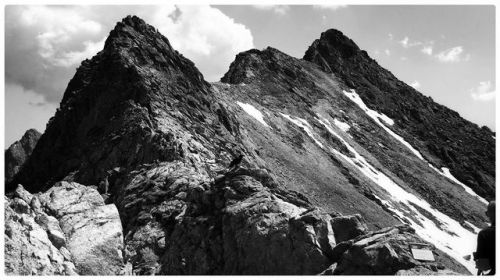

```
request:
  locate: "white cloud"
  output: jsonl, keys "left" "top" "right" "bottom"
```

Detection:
{"left": 421, "top": 46, "right": 433, "bottom": 55}
{"left": 5, "top": 6, "right": 107, "bottom": 103}
{"left": 252, "top": 5, "right": 290, "bottom": 15}
{"left": 399, "top": 36, "right": 422, "bottom": 48}
{"left": 470, "top": 81, "right": 495, "bottom": 101}
{"left": 313, "top": 5, "right": 347, "bottom": 11}
{"left": 149, "top": 5, "right": 254, "bottom": 81}
{"left": 410, "top": 81, "right": 421, "bottom": 89}
{"left": 384, "top": 49, "right": 391, "bottom": 56}
{"left": 388, "top": 33, "right": 393, "bottom": 40}
{"left": 18, "top": 6, "right": 103, "bottom": 67}
{"left": 400, "top": 57, "right": 408, "bottom": 61}
{"left": 4, "top": 5, "right": 255, "bottom": 145}
{"left": 5, "top": 5, "right": 255, "bottom": 103}
{"left": 435, "top": 46, "right": 470, "bottom": 63}
{"left": 46, "top": 37, "right": 106, "bottom": 67}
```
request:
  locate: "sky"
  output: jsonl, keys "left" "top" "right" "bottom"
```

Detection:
{"left": 3, "top": 5, "right": 496, "bottom": 148}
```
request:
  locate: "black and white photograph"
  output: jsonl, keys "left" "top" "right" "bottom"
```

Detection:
{"left": 2, "top": 1, "right": 497, "bottom": 276}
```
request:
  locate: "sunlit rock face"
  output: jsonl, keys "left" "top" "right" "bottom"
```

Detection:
{"left": 5, "top": 15, "right": 494, "bottom": 275}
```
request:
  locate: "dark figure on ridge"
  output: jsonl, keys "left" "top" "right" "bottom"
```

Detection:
{"left": 228, "top": 154, "right": 244, "bottom": 171}
{"left": 475, "top": 201, "right": 495, "bottom": 275}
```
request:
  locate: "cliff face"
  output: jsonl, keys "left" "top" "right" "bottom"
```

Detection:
{"left": 5, "top": 16, "right": 494, "bottom": 275}
{"left": 5, "top": 128, "right": 41, "bottom": 183}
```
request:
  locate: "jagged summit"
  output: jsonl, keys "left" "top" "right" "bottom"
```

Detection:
{"left": 104, "top": 15, "right": 171, "bottom": 51}
{"left": 9, "top": 15, "right": 213, "bottom": 192}
{"left": 308, "top": 29, "right": 362, "bottom": 60}
{"left": 221, "top": 46, "right": 294, "bottom": 84}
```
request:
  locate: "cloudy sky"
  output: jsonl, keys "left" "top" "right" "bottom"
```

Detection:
{"left": 4, "top": 5, "right": 496, "bottom": 147}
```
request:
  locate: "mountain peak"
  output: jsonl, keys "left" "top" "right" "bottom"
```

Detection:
{"left": 11, "top": 15, "right": 211, "bottom": 192}
{"left": 303, "top": 29, "right": 364, "bottom": 74}
{"left": 104, "top": 15, "right": 173, "bottom": 53}
{"left": 317, "top": 29, "right": 361, "bottom": 55}
{"left": 221, "top": 46, "right": 300, "bottom": 84}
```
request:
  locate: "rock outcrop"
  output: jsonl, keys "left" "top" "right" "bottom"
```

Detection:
{"left": 5, "top": 129, "right": 41, "bottom": 183}
{"left": 5, "top": 183, "right": 125, "bottom": 275}
{"left": 112, "top": 162, "right": 341, "bottom": 274}
{"left": 329, "top": 224, "right": 469, "bottom": 275}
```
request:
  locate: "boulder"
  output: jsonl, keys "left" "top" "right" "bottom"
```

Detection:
{"left": 5, "top": 181, "right": 125, "bottom": 275}
{"left": 330, "top": 214, "right": 368, "bottom": 243}
{"left": 220, "top": 184, "right": 334, "bottom": 274}
{"left": 35, "top": 212, "right": 66, "bottom": 249}
{"left": 332, "top": 224, "right": 470, "bottom": 275}
{"left": 39, "top": 181, "right": 104, "bottom": 217}
{"left": 60, "top": 204, "right": 124, "bottom": 275}
{"left": 14, "top": 184, "right": 33, "bottom": 204}
{"left": 4, "top": 199, "right": 73, "bottom": 275}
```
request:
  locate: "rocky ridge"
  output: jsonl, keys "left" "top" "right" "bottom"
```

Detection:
{"left": 5, "top": 16, "right": 493, "bottom": 275}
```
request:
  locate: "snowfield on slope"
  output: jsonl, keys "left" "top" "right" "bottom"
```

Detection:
{"left": 316, "top": 116, "right": 478, "bottom": 274}
{"left": 237, "top": 102, "right": 270, "bottom": 128}
{"left": 280, "top": 113, "right": 324, "bottom": 148}
{"left": 342, "top": 89, "right": 423, "bottom": 160}
{"left": 333, "top": 118, "right": 350, "bottom": 132}
{"left": 342, "top": 89, "right": 487, "bottom": 205}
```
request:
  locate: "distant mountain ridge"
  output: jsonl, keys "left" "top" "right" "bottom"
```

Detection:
{"left": 5, "top": 128, "right": 41, "bottom": 184}
{"left": 5, "top": 15, "right": 494, "bottom": 275}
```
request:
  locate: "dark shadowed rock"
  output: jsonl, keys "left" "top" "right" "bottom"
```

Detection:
{"left": 8, "top": 15, "right": 213, "bottom": 193}
{"left": 330, "top": 214, "right": 368, "bottom": 243}
{"left": 5, "top": 129, "right": 41, "bottom": 183}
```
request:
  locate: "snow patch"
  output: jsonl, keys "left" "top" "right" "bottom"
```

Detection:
{"left": 334, "top": 118, "right": 350, "bottom": 132}
{"left": 342, "top": 89, "right": 395, "bottom": 126}
{"left": 280, "top": 113, "right": 324, "bottom": 148}
{"left": 427, "top": 164, "right": 487, "bottom": 205}
{"left": 441, "top": 167, "right": 488, "bottom": 205}
{"left": 463, "top": 221, "right": 480, "bottom": 234}
{"left": 237, "top": 102, "right": 270, "bottom": 128}
{"left": 342, "top": 89, "right": 424, "bottom": 160}
{"left": 342, "top": 89, "right": 486, "bottom": 205}
{"left": 318, "top": 116, "right": 479, "bottom": 274}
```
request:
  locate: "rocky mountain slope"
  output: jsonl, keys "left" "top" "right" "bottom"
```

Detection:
{"left": 303, "top": 29, "right": 495, "bottom": 200}
{"left": 5, "top": 129, "right": 41, "bottom": 184}
{"left": 5, "top": 16, "right": 494, "bottom": 275}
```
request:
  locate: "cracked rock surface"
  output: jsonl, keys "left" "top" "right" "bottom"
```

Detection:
{"left": 5, "top": 183, "right": 125, "bottom": 275}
